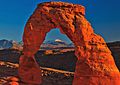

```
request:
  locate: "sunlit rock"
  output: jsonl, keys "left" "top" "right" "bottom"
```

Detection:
{"left": 19, "top": 2, "right": 120, "bottom": 85}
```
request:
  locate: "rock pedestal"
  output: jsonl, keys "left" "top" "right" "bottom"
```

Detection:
{"left": 19, "top": 2, "right": 120, "bottom": 85}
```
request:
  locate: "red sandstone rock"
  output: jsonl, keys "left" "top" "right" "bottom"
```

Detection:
{"left": 19, "top": 55, "right": 42, "bottom": 84}
{"left": 8, "top": 77, "right": 19, "bottom": 82}
{"left": 19, "top": 2, "right": 120, "bottom": 85}
{"left": 9, "top": 82, "right": 19, "bottom": 85}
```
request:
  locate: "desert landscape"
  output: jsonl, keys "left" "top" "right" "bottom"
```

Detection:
{"left": 0, "top": 1, "right": 120, "bottom": 85}
{"left": 0, "top": 39, "right": 120, "bottom": 85}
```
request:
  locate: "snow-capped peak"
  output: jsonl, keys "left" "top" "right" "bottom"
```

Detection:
{"left": 55, "top": 39, "right": 63, "bottom": 42}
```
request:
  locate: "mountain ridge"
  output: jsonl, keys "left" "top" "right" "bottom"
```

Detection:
{"left": 0, "top": 39, "right": 120, "bottom": 50}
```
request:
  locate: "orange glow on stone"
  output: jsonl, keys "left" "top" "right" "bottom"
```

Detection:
{"left": 18, "top": 2, "right": 120, "bottom": 85}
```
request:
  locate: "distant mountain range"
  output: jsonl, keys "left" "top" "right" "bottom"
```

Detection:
{"left": 0, "top": 39, "right": 23, "bottom": 50}
{"left": 0, "top": 39, "right": 74, "bottom": 50}
{"left": 0, "top": 39, "right": 120, "bottom": 50}
{"left": 41, "top": 39, "right": 74, "bottom": 49}
{"left": 107, "top": 41, "right": 120, "bottom": 48}
{"left": 0, "top": 39, "right": 13, "bottom": 49}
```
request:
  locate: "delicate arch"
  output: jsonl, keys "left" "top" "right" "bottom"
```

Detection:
{"left": 19, "top": 2, "right": 120, "bottom": 85}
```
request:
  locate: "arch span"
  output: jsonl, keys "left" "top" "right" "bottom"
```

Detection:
{"left": 19, "top": 2, "right": 120, "bottom": 85}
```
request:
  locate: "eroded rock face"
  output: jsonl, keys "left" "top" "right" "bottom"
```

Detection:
{"left": 19, "top": 2, "right": 120, "bottom": 85}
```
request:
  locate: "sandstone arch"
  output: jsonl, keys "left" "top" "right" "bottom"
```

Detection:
{"left": 19, "top": 2, "right": 120, "bottom": 85}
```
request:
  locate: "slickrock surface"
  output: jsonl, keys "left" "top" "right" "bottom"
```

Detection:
{"left": 19, "top": 1, "right": 120, "bottom": 85}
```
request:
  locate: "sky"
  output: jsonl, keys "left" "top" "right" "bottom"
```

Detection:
{"left": 0, "top": 0, "right": 120, "bottom": 43}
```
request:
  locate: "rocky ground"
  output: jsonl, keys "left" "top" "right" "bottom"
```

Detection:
{"left": 0, "top": 61, "right": 74, "bottom": 85}
{"left": 0, "top": 49, "right": 77, "bottom": 72}
{"left": 0, "top": 49, "right": 75, "bottom": 85}
{"left": 0, "top": 42, "right": 120, "bottom": 85}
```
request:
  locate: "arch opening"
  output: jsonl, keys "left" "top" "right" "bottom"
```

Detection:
{"left": 34, "top": 28, "right": 77, "bottom": 72}
{"left": 43, "top": 28, "right": 72, "bottom": 44}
